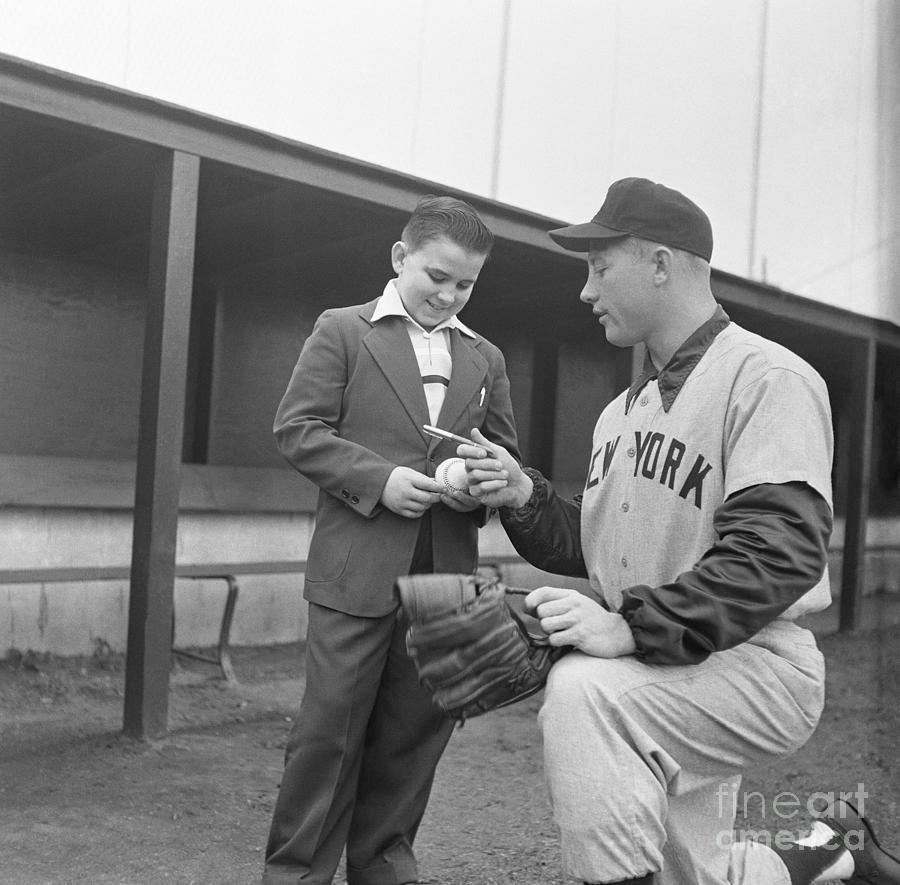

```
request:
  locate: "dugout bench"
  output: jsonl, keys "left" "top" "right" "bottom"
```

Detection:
{"left": 0, "top": 560, "right": 307, "bottom": 683}
{"left": 0, "top": 555, "right": 553, "bottom": 685}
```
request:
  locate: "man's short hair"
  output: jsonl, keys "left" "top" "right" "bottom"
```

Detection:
{"left": 622, "top": 236, "right": 709, "bottom": 275}
{"left": 402, "top": 195, "right": 494, "bottom": 256}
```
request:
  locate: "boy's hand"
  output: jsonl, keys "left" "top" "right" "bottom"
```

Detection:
{"left": 380, "top": 466, "right": 443, "bottom": 518}
{"left": 439, "top": 491, "right": 481, "bottom": 513}
{"left": 458, "top": 428, "right": 533, "bottom": 510}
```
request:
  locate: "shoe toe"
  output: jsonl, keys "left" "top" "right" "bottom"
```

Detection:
{"left": 822, "top": 799, "right": 900, "bottom": 885}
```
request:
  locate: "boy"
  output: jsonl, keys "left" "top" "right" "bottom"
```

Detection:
{"left": 262, "top": 195, "right": 520, "bottom": 885}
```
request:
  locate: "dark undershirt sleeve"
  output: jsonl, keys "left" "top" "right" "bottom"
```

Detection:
{"left": 618, "top": 481, "right": 832, "bottom": 665}
{"left": 499, "top": 468, "right": 588, "bottom": 579}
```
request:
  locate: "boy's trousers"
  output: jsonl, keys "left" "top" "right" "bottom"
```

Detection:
{"left": 263, "top": 601, "right": 454, "bottom": 885}
{"left": 539, "top": 619, "right": 825, "bottom": 885}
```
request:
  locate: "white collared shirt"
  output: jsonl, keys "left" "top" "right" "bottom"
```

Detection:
{"left": 372, "top": 281, "right": 477, "bottom": 424}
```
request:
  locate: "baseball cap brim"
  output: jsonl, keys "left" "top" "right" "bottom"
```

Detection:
{"left": 547, "top": 221, "right": 629, "bottom": 252}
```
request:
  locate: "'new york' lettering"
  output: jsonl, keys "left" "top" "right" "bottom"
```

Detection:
{"left": 586, "top": 431, "right": 712, "bottom": 509}
{"left": 585, "top": 436, "right": 620, "bottom": 489}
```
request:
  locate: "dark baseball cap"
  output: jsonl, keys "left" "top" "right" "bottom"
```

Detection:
{"left": 548, "top": 177, "right": 713, "bottom": 262}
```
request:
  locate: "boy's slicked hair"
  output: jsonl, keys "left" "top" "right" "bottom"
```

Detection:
{"left": 401, "top": 195, "right": 494, "bottom": 256}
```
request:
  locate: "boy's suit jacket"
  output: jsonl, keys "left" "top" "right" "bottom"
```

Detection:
{"left": 274, "top": 297, "right": 520, "bottom": 617}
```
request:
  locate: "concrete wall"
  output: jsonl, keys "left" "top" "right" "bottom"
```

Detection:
{"left": 3, "top": 237, "right": 897, "bottom": 659}
{"left": 3, "top": 508, "right": 897, "bottom": 660}
{"left": 828, "top": 517, "right": 900, "bottom": 597}
{"left": 0, "top": 508, "right": 542, "bottom": 658}
{"left": 0, "top": 507, "right": 313, "bottom": 657}
{"left": 0, "top": 241, "right": 601, "bottom": 658}
{"left": 209, "top": 260, "right": 330, "bottom": 468}
{"left": 0, "top": 245, "right": 144, "bottom": 459}
{"left": 1, "top": 184, "right": 897, "bottom": 661}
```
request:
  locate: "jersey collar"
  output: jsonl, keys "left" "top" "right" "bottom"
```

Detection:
{"left": 626, "top": 304, "right": 731, "bottom": 413}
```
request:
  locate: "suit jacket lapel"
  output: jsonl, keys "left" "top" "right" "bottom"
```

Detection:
{"left": 362, "top": 313, "right": 431, "bottom": 438}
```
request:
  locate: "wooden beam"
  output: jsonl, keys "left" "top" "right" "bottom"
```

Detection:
{"left": 839, "top": 336, "right": 877, "bottom": 632}
{"left": 123, "top": 150, "right": 199, "bottom": 739}
{"left": 713, "top": 272, "right": 900, "bottom": 350}
{"left": 0, "top": 560, "right": 307, "bottom": 585}
{"left": 0, "top": 54, "right": 565, "bottom": 253}
{"left": 1, "top": 56, "right": 899, "bottom": 355}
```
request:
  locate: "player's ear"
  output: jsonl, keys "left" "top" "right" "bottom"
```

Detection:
{"left": 652, "top": 246, "right": 673, "bottom": 284}
{"left": 391, "top": 241, "right": 408, "bottom": 274}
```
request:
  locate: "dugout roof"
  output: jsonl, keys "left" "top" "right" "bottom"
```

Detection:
{"left": 0, "top": 53, "right": 897, "bottom": 737}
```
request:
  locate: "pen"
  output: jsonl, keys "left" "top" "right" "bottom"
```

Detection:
{"left": 423, "top": 425, "right": 494, "bottom": 456}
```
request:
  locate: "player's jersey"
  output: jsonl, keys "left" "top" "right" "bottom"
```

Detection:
{"left": 580, "top": 320, "right": 834, "bottom": 621}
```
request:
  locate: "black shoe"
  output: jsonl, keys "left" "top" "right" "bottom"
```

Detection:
{"left": 822, "top": 798, "right": 900, "bottom": 884}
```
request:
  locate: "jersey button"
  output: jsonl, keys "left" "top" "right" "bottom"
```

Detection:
{"left": 640, "top": 395, "right": 649, "bottom": 406}
{"left": 621, "top": 502, "right": 629, "bottom": 512}
{"left": 627, "top": 447, "right": 636, "bottom": 458}
{"left": 621, "top": 556, "right": 628, "bottom": 567}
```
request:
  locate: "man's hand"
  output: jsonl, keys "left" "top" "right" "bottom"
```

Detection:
{"left": 380, "top": 467, "right": 443, "bottom": 518}
{"left": 458, "top": 428, "right": 533, "bottom": 509}
{"left": 525, "top": 586, "right": 637, "bottom": 658}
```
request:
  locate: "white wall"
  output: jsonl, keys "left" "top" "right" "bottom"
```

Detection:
{"left": 3, "top": 507, "right": 897, "bottom": 658}
{"left": 1, "top": 0, "right": 896, "bottom": 324}
{"left": 0, "top": 509, "right": 314, "bottom": 655}
{"left": 0, "top": 509, "right": 532, "bottom": 657}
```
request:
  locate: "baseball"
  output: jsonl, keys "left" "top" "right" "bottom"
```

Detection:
{"left": 435, "top": 457, "right": 470, "bottom": 495}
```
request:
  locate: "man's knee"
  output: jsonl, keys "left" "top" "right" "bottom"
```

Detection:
{"left": 542, "top": 652, "right": 630, "bottom": 719}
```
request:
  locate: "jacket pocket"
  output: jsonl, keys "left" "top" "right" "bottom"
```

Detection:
{"left": 305, "top": 535, "right": 353, "bottom": 583}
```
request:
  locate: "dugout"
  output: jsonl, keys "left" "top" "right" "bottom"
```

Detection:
{"left": 0, "top": 54, "right": 898, "bottom": 737}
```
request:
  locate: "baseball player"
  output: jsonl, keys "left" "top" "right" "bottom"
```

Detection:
{"left": 461, "top": 178, "right": 900, "bottom": 884}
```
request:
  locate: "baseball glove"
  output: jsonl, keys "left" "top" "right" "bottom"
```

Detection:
{"left": 396, "top": 572, "right": 566, "bottom": 722}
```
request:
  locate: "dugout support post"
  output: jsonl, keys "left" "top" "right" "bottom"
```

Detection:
{"left": 839, "top": 336, "right": 876, "bottom": 633}
{"left": 123, "top": 150, "right": 200, "bottom": 740}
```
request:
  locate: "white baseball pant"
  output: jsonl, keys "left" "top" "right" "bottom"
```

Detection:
{"left": 538, "top": 619, "right": 824, "bottom": 884}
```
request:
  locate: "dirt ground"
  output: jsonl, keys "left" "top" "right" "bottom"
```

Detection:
{"left": 1, "top": 597, "right": 898, "bottom": 885}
